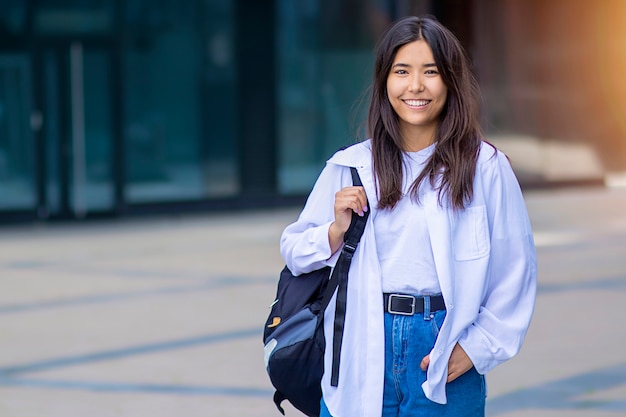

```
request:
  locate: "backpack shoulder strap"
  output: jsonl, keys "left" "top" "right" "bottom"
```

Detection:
{"left": 319, "top": 166, "right": 370, "bottom": 387}
{"left": 319, "top": 167, "right": 369, "bottom": 312}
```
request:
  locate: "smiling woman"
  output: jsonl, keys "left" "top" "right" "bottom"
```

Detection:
{"left": 280, "top": 15, "right": 537, "bottom": 417}
{"left": 369, "top": 16, "right": 483, "bottom": 212}
{"left": 386, "top": 40, "right": 448, "bottom": 151}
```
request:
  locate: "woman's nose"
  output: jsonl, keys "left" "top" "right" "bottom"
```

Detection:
{"left": 408, "top": 75, "right": 425, "bottom": 92}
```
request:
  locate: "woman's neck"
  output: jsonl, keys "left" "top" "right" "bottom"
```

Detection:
{"left": 400, "top": 125, "right": 437, "bottom": 152}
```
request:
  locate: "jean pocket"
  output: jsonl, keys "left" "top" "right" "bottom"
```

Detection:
{"left": 429, "top": 310, "right": 446, "bottom": 337}
{"left": 480, "top": 372, "right": 487, "bottom": 398}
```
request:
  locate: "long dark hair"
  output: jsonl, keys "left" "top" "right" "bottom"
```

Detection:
{"left": 368, "top": 15, "right": 483, "bottom": 210}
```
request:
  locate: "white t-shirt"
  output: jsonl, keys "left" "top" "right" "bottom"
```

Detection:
{"left": 374, "top": 143, "right": 441, "bottom": 294}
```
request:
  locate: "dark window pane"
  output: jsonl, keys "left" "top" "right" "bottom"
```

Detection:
{"left": 276, "top": 0, "right": 388, "bottom": 194}
{"left": 34, "top": 0, "right": 114, "bottom": 34}
{"left": 0, "top": 1, "right": 28, "bottom": 36}
{"left": 0, "top": 54, "right": 35, "bottom": 210}
{"left": 123, "top": 0, "right": 237, "bottom": 203}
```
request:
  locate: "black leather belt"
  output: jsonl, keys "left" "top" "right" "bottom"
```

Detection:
{"left": 383, "top": 293, "right": 446, "bottom": 315}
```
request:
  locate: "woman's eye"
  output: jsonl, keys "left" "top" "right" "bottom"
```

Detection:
{"left": 395, "top": 69, "right": 408, "bottom": 75}
{"left": 425, "top": 69, "right": 439, "bottom": 75}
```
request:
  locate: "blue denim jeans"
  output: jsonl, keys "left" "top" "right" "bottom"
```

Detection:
{"left": 382, "top": 309, "right": 485, "bottom": 416}
{"left": 320, "top": 309, "right": 485, "bottom": 417}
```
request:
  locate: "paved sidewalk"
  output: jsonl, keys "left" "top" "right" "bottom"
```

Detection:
{"left": 1, "top": 186, "right": 625, "bottom": 416}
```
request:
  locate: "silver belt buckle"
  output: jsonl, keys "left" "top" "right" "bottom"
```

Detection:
{"left": 388, "top": 294, "right": 416, "bottom": 315}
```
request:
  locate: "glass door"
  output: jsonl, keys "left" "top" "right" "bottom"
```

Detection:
{"left": 0, "top": 54, "right": 36, "bottom": 213}
{"left": 39, "top": 41, "right": 116, "bottom": 219}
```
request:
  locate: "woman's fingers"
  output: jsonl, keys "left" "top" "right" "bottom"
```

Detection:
{"left": 328, "top": 186, "right": 368, "bottom": 254}
{"left": 420, "top": 354, "right": 430, "bottom": 371}
{"left": 446, "top": 343, "right": 473, "bottom": 383}
{"left": 421, "top": 344, "right": 474, "bottom": 383}
{"left": 334, "top": 186, "right": 368, "bottom": 230}
{"left": 337, "top": 186, "right": 368, "bottom": 214}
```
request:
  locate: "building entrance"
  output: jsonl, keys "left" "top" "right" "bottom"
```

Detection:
{"left": 36, "top": 41, "right": 117, "bottom": 219}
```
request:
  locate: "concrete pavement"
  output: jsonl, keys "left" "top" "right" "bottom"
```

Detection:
{"left": 1, "top": 185, "right": 625, "bottom": 416}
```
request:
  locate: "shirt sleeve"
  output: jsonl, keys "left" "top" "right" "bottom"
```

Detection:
{"left": 458, "top": 149, "right": 538, "bottom": 374}
{"left": 280, "top": 162, "right": 351, "bottom": 276}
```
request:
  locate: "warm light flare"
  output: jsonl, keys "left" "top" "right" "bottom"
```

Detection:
{"left": 594, "top": 1, "right": 626, "bottom": 143}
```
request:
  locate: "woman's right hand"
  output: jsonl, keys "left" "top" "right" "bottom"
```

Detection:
{"left": 328, "top": 186, "right": 368, "bottom": 254}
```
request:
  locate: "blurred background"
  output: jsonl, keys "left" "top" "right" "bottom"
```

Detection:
{"left": 1, "top": 2, "right": 626, "bottom": 417}
{"left": 1, "top": 0, "right": 625, "bottom": 224}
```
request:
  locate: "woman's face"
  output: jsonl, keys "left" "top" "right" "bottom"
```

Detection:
{"left": 386, "top": 39, "right": 448, "bottom": 147}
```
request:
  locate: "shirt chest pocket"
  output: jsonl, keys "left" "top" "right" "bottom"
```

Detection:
{"left": 452, "top": 205, "right": 490, "bottom": 261}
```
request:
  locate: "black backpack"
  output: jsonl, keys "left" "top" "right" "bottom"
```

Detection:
{"left": 263, "top": 167, "right": 369, "bottom": 416}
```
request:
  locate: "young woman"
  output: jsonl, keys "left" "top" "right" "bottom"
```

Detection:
{"left": 280, "top": 15, "right": 537, "bottom": 417}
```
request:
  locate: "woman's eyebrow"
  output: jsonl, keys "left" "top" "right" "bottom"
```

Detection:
{"left": 391, "top": 62, "right": 437, "bottom": 69}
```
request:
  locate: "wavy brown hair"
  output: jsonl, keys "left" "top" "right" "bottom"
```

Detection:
{"left": 368, "top": 15, "right": 483, "bottom": 210}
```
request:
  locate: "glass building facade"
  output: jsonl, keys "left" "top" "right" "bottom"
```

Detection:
{"left": 1, "top": 0, "right": 240, "bottom": 221}
{"left": 1, "top": 0, "right": 624, "bottom": 222}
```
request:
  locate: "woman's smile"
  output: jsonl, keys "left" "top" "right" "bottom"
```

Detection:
{"left": 402, "top": 99, "right": 432, "bottom": 109}
{"left": 386, "top": 39, "right": 448, "bottom": 150}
